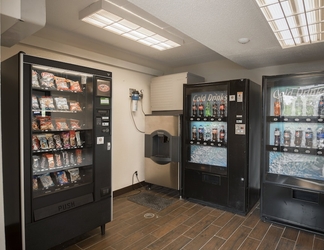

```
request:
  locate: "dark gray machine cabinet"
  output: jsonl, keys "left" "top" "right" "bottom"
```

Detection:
{"left": 261, "top": 71, "right": 324, "bottom": 234}
{"left": 1, "top": 52, "right": 112, "bottom": 250}
{"left": 182, "top": 79, "right": 261, "bottom": 215}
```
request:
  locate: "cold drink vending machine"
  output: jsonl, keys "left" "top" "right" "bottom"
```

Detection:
{"left": 1, "top": 52, "right": 112, "bottom": 249}
{"left": 182, "top": 79, "right": 261, "bottom": 214}
{"left": 261, "top": 71, "right": 324, "bottom": 234}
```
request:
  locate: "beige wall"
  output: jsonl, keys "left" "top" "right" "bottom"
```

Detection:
{"left": 173, "top": 58, "right": 324, "bottom": 85}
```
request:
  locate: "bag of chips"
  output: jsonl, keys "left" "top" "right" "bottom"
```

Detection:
{"left": 70, "top": 130, "right": 76, "bottom": 147}
{"left": 54, "top": 77, "right": 69, "bottom": 91}
{"left": 55, "top": 118, "right": 69, "bottom": 130}
{"left": 69, "top": 80, "right": 82, "bottom": 92}
{"left": 40, "top": 173, "right": 54, "bottom": 188}
{"left": 54, "top": 97, "right": 69, "bottom": 110}
{"left": 45, "top": 153, "right": 55, "bottom": 169}
{"left": 40, "top": 72, "right": 56, "bottom": 89}
{"left": 37, "top": 116, "right": 55, "bottom": 131}
{"left": 39, "top": 96, "right": 55, "bottom": 110}
{"left": 75, "top": 149, "right": 82, "bottom": 164}
{"left": 54, "top": 152, "right": 63, "bottom": 167}
{"left": 55, "top": 171, "right": 69, "bottom": 185}
{"left": 37, "top": 134, "right": 48, "bottom": 150}
{"left": 32, "top": 95, "right": 40, "bottom": 110}
{"left": 53, "top": 134, "right": 63, "bottom": 149}
{"left": 75, "top": 131, "right": 82, "bottom": 147}
{"left": 32, "top": 135, "right": 40, "bottom": 150}
{"left": 61, "top": 132, "right": 70, "bottom": 148}
{"left": 32, "top": 117, "right": 40, "bottom": 131}
{"left": 32, "top": 70, "right": 40, "bottom": 87}
{"left": 33, "top": 176, "right": 39, "bottom": 190}
{"left": 69, "top": 101, "right": 82, "bottom": 112}
{"left": 70, "top": 119, "right": 81, "bottom": 129}
{"left": 68, "top": 168, "right": 81, "bottom": 183}
{"left": 32, "top": 156, "right": 41, "bottom": 171}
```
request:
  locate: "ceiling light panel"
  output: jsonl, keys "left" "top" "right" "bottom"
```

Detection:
{"left": 80, "top": 0, "right": 181, "bottom": 51}
{"left": 256, "top": 0, "right": 324, "bottom": 48}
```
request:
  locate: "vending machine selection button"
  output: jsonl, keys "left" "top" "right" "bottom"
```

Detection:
{"left": 102, "top": 122, "right": 109, "bottom": 126}
{"left": 235, "top": 124, "right": 246, "bottom": 135}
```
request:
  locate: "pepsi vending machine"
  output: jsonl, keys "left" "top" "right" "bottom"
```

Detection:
{"left": 182, "top": 79, "right": 261, "bottom": 214}
{"left": 261, "top": 71, "right": 324, "bottom": 234}
{"left": 1, "top": 52, "right": 112, "bottom": 249}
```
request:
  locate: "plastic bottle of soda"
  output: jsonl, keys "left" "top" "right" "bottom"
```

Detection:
{"left": 205, "top": 101, "right": 211, "bottom": 117}
{"left": 192, "top": 100, "right": 197, "bottom": 117}
{"left": 274, "top": 128, "right": 280, "bottom": 146}
{"left": 316, "top": 127, "right": 324, "bottom": 148}
{"left": 294, "top": 96, "right": 303, "bottom": 116}
{"left": 219, "top": 100, "right": 225, "bottom": 118}
{"left": 274, "top": 98, "right": 281, "bottom": 116}
{"left": 205, "top": 125, "right": 211, "bottom": 141}
{"left": 283, "top": 129, "right": 291, "bottom": 146}
{"left": 305, "top": 128, "right": 313, "bottom": 148}
{"left": 318, "top": 95, "right": 324, "bottom": 117}
{"left": 198, "top": 125, "right": 204, "bottom": 140}
{"left": 192, "top": 125, "right": 197, "bottom": 140}
{"left": 306, "top": 97, "right": 314, "bottom": 116}
{"left": 294, "top": 128, "right": 303, "bottom": 147}
{"left": 212, "top": 125, "right": 218, "bottom": 141}
{"left": 219, "top": 125, "right": 225, "bottom": 142}
{"left": 212, "top": 102, "right": 218, "bottom": 117}
{"left": 198, "top": 101, "right": 204, "bottom": 117}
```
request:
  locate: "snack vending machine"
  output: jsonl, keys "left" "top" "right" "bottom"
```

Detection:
{"left": 261, "top": 71, "right": 324, "bottom": 234}
{"left": 1, "top": 52, "right": 112, "bottom": 249}
{"left": 182, "top": 79, "right": 261, "bottom": 214}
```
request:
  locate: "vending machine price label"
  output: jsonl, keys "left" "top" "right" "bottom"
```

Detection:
{"left": 218, "top": 143, "right": 222, "bottom": 147}
{"left": 294, "top": 149, "right": 299, "bottom": 153}
{"left": 273, "top": 147, "right": 277, "bottom": 151}
{"left": 203, "top": 142, "right": 207, "bottom": 145}
{"left": 305, "top": 150, "right": 311, "bottom": 154}
{"left": 210, "top": 118, "right": 215, "bottom": 121}
{"left": 294, "top": 118, "right": 299, "bottom": 122}
{"left": 283, "top": 148, "right": 288, "bottom": 152}
{"left": 317, "top": 151, "right": 323, "bottom": 155}
{"left": 196, "top": 142, "right": 200, "bottom": 145}
{"left": 218, "top": 118, "right": 222, "bottom": 121}
{"left": 203, "top": 118, "right": 208, "bottom": 121}
{"left": 318, "top": 119, "right": 323, "bottom": 122}
{"left": 197, "top": 118, "right": 201, "bottom": 121}
{"left": 190, "top": 118, "right": 193, "bottom": 121}
{"left": 284, "top": 118, "right": 288, "bottom": 122}
{"left": 306, "top": 118, "right": 311, "bottom": 122}
{"left": 210, "top": 143, "right": 214, "bottom": 146}
{"left": 274, "top": 118, "right": 278, "bottom": 121}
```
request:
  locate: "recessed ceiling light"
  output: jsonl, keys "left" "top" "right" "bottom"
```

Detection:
{"left": 79, "top": 0, "right": 182, "bottom": 51}
{"left": 238, "top": 38, "right": 250, "bottom": 44}
{"left": 255, "top": 0, "right": 324, "bottom": 48}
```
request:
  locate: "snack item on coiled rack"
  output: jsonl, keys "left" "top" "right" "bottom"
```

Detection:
{"left": 39, "top": 173, "right": 54, "bottom": 188}
{"left": 32, "top": 70, "right": 40, "bottom": 87}
{"left": 69, "top": 101, "right": 82, "bottom": 112}
{"left": 55, "top": 118, "right": 69, "bottom": 130}
{"left": 40, "top": 72, "right": 56, "bottom": 89}
{"left": 54, "top": 77, "right": 69, "bottom": 91}
{"left": 54, "top": 97, "right": 69, "bottom": 110}
{"left": 39, "top": 96, "right": 55, "bottom": 110}
{"left": 69, "top": 80, "right": 82, "bottom": 92}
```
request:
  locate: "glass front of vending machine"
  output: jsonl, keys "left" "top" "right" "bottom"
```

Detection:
{"left": 261, "top": 71, "right": 324, "bottom": 234}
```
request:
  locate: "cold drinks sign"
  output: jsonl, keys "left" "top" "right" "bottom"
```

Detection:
{"left": 192, "top": 92, "right": 227, "bottom": 103}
